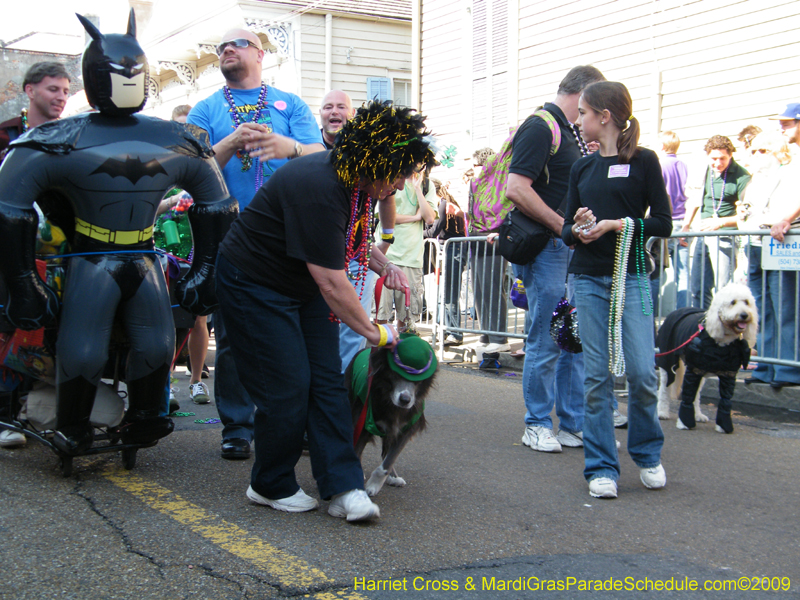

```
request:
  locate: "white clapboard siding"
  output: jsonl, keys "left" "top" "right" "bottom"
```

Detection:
{"left": 420, "top": 0, "right": 470, "bottom": 145}
{"left": 299, "top": 11, "right": 412, "bottom": 116}
{"left": 420, "top": 0, "right": 800, "bottom": 165}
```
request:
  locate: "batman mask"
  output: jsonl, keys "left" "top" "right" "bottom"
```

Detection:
{"left": 77, "top": 9, "right": 149, "bottom": 117}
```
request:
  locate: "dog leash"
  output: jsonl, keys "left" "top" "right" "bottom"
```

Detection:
{"left": 353, "top": 275, "right": 386, "bottom": 446}
{"left": 654, "top": 323, "right": 704, "bottom": 357}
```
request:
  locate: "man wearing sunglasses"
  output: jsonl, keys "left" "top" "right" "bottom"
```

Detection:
{"left": 188, "top": 28, "right": 324, "bottom": 461}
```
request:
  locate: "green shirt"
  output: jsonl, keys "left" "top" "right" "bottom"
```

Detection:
{"left": 381, "top": 183, "right": 438, "bottom": 268}
{"left": 700, "top": 159, "right": 751, "bottom": 229}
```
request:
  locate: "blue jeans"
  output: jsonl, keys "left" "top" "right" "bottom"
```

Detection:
{"left": 747, "top": 245, "right": 800, "bottom": 385}
{"left": 521, "top": 240, "right": 584, "bottom": 433}
{"left": 669, "top": 221, "right": 689, "bottom": 309}
{"left": 212, "top": 305, "right": 255, "bottom": 443}
{"left": 691, "top": 235, "right": 735, "bottom": 308}
{"left": 573, "top": 274, "right": 664, "bottom": 483}
{"left": 216, "top": 254, "right": 365, "bottom": 500}
{"left": 339, "top": 260, "right": 377, "bottom": 372}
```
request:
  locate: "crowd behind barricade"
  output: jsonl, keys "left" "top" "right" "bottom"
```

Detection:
{"left": 422, "top": 107, "right": 800, "bottom": 392}
{"left": 0, "top": 14, "right": 799, "bottom": 517}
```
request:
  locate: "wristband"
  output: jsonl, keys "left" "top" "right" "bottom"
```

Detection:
{"left": 380, "top": 262, "right": 393, "bottom": 277}
{"left": 381, "top": 229, "right": 395, "bottom": 244}
{"left": 377, "top": 324, "right": 388, "bottom": 347}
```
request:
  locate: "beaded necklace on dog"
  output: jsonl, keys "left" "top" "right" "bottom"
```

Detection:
{"left": 708, "top": 168, "right": 728, "bottom": 217}
{"left": 330, "top": 188, "right": 373, "bottom": 323}
{"left": 223, "top": 83, "right": 272, "bottom": 190}
{"left": 609, "top": 217, "right": 634, "bottom": 376}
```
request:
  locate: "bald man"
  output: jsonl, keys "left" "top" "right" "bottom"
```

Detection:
{"left": 319, "top": 89, "right": 354, "bottom": 149}
{"left": 188, "top": 27, "right": 324, "bottom": 460}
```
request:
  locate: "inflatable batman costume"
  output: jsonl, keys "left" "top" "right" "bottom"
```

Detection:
{"left": 0, "top": 10, "right": 237, "bottom": 455}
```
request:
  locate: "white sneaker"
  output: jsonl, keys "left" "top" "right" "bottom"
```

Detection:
{"left": 246, "top": 485, "right": 318, "bottom": 512}
{"left": 556, "top": 429, "right": 583, "bottom": 448}
{"left": 328, "top": 489, "right": 380, "bottom": 522}
{"left": 521, "top": 426, "right": 562, "bottom": 453}
{"left": 613, "top": 409, "right": 628, "bottom": 428}
{"left": 589, "top": 477, "right": 618, "bottom": 499}
{"left": 0, "top": 429, "right": 26, "bottom": 448}
{"left": 483, "top": 342, "right": 511, "bottom": 353}
{"left": 640, "top": 464, "right": 666, "bottom": 489}
{"left": 190, "top": 381, "right": 211, "bottom": 404}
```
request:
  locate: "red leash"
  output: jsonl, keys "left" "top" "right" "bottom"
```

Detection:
{"left": 353, "top": 275, "right": 386, "bottom": 446}
{"left": 654, "top": 324, "right": 704, "bottom": 357}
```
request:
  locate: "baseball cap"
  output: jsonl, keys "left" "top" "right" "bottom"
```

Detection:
{"left": 769, "top": 102, "right": 800, "bottom": 120}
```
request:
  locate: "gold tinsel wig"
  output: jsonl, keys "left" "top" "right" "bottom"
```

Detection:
{"left": 332, "top": 100, "right": 437, "bottom": 188}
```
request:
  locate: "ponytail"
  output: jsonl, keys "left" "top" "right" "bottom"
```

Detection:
{"left": 618, "top": 115, "right": 640, "bottom": 164}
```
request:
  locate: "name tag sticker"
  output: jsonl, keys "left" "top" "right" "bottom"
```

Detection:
{"left": 608, "top": 164, "right": 630, "bottom": 178}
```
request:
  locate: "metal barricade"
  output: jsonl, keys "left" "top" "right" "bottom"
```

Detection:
{"left": 428, "top": 236, "right": 527, "bottom": 357}
{"left": 423, "top": 229, "right": 800, "bottom": 372}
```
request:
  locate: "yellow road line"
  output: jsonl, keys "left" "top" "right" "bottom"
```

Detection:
{"left": 103, "top": 466, "right": 367, "bottom": 598}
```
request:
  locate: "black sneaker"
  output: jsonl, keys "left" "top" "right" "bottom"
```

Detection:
{"left": 186, "top": 364, "right": 210, "bottom": 379}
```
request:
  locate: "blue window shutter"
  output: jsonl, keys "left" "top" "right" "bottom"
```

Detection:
{"left": 367, "top": 77, "right": 390, "bottom": 102}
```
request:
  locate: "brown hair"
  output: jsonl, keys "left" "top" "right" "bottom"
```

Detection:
{"left": 660, "top": 131, "right": 680, "bottom": 154}
{"left": 472, "top": 147, "right": 495, "bottom": 166}
{"left": 23, "top": 62, "right": 70, "bottom": 88}
{"left": 171, "top": 104, "right": 192, "bottom": 121}
{"left": 557, "top": 65, "right": 605, "bottom": 96}
{"left": 704, "top": 135, "right": 735, "bottom": 155}
{"left": 581, "top": 81, "right": 639, "bottom": 164}
{"left": 737, "top": 125, "right": 762, "bottom": 149}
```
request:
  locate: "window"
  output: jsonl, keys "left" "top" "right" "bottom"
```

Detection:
{"left": 366, "top": 77, "right": 411, "bottom": 107}
{"left": 393, "top": 79, "right": 411, "bottom": 108}
{"left": 367, "top": 77, "right": 390, "bottom": 102}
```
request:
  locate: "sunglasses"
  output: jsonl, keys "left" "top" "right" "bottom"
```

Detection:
{"left": 751, "top": 148, "right": 768, "bottom": 154}
{"left": 216, "top": 38, "right": 260, "bottom": 56}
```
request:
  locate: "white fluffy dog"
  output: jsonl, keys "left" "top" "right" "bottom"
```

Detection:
{"left": 655, "top": 283, "right": 758, "bottom": 434}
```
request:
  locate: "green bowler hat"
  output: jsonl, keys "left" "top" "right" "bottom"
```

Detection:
{"left": 386, "top": 333, "right": 438, "bottom": 381}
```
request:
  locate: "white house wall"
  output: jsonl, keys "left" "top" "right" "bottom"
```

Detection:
{"left": 421, "top": 0, "right": 800, "bottom": 170}
{"left": 299, "top": 12, "right": 412, "bottom": 115}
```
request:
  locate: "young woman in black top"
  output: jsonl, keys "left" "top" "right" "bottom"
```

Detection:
{"left": 562, "top": 82, "right": 672, "bottom": 499}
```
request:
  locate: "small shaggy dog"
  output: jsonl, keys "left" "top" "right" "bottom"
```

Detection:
{"left": 345, "top": 335, "right": 436, "bottom": 496}
{"left": 655, "top": 283, "right": 758, "bottom": 434}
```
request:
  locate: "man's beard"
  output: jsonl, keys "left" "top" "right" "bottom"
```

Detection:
{"left": 221, "top": 60, "right": 246, "bottom": 84}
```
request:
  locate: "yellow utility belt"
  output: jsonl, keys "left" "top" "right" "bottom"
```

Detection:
{"left": 75, "top": 217, "right": 153, "bottom": 245}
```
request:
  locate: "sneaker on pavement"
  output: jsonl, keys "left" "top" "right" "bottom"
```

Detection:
{"left": 247, "top": 485, "right": 318, "bottom": 512}
{"left": 589, "top": 477, "right": 618, "bottom": 499}
{"left": 613, "top": 409, "right": 628, "bottom": 428}
{"left": 521, "top": 426, "right": 562, "bottom": 453}
{"left": 169, "top": 387, "right": 179, "bottom": 413}
{"left": 0, "top": 429, "right": 26, "bottom": 448}
{"left": 443, "top": 334, "right": 462, "bottom": 346}
{"left": 483, "top": 342, "right": 511, "bottom": 353}
{"left": 556, "top": 429, "right": 583, "bottom": 448}
{"left": 187, "top": 363, "right": 211, "bottom": 379}
{"left": 640, "top": 463, "right": 666, "bottom": 489}
{"left": 328, "top": 489, "right": 380, "bottom": 522}
{"left": 190, "top": 381, "right": 211, "bottom": 404}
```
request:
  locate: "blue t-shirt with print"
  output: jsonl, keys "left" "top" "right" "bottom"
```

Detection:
{"left": 187, "top": 85, "right": 322, "bottom": 210}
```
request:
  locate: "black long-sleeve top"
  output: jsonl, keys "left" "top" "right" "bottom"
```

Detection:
{"left": 561, "top": 147, "right": 672, "bottom": 276}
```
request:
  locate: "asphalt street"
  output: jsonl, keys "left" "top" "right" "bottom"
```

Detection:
{"left": 1, "top": 361, "right": 799, "bottom": 600}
